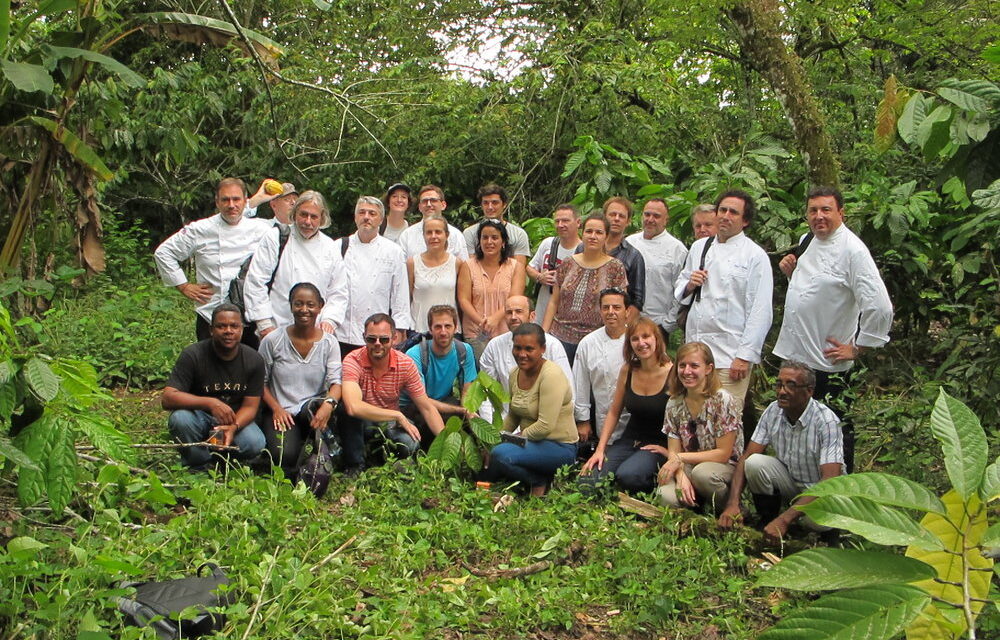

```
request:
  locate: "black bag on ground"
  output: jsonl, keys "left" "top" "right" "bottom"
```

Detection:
{"left": 117, "top": 563, "right": 232, "bottom": 639}
{"left": 299, "top": 424, "right": 341, "bottom": 498}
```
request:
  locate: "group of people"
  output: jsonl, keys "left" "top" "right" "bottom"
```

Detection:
{"left": 154, "top": 176, "right": 892, "bottom": 539}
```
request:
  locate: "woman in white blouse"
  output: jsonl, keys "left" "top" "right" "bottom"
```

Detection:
{"left": 407, "top": 215, "right": 463, "bottom": 334}
{"left": 259, "top": 283, "right": 342, "bottom": 481}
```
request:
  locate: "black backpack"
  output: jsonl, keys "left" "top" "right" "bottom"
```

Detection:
{"left": 227, "top": 225, "right": 291, "bottom": 323}
{"left": 117, "top": 563, "right": 232, "bottom": 639}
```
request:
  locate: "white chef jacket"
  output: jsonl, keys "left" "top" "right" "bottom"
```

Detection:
{"left": 773, "top": 224, "right": 892, "bottom": 372}
{"left": 627, "top": 230, "right": 689, "bottom": 333}
{"left": 397, "top": 220, "right": 470, "bottom": 261}
{"left": 674, "top": 232, "right": 773, "bottom": 369}
{"left": 335, "top": 233, "right": 413, "bottom": 346}
{"left": 154, "top": 213, "right": 274, "bottom": 322}
{"left": 478, "top": 331, "right": 573, "bottom": 423}
{"left": 243, "top": 226, "right": 348, "bottom": 330}
{"left": 573, "top": 327, "right": 630, "bottom": 444}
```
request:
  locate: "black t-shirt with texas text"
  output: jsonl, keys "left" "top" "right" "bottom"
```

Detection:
{"left": 166, "top": 340, "right": 265, "bottom": 412}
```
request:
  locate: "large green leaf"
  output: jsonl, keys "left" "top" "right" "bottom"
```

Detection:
{"left": 462, "top": 378, "right": 487, "bottom": 414}
{"left": 468, "top": 416, "right": 500, "bottom": 447}
{"left": 759, "top": 584, "right": 930, "bottom": 640}
{"left": 0, "top": 435, "right": 39, "bottom": 470}
{"left": 45, "top": 46, "right": 143, "bottom": 88}
{"left": 897, "top": 94, "right": 927, "bottom": 145}
{"left": 26, "top": 116, "right": 113, "bottom": 180}
{"left": 0, "top": 60, "right": 54, "bottom": 93}
{"left": 73, "top": 414, "right": 134, "bottom": 463}
{"left": 972, "top": 178, "right": 1000, "bottom": 212}
{"left": 915, "top": 104, "right": 953, "bottom": 160}
{"left": 982, "top": 522, "right": 1000, "bottom": 550}
{"left": 799, "top": 496, "right": 942, "bottom": 551}
{"left": 461, "top": 432, "right": 481, "bottom": 472}
{"left": 14, "top": 412, "right": 77, "bottom": 513}
{"left": 936, "top": 79, "right": 1000, "bottom": 113}
{"left": 802, "top": 473, "right": 945, "bottom": 514}
{"left": 0, "top": 381, "right": 16, "bottom": 420}
{"left": 426, "top": 417, "right": 462, "bottom": 463}
{"left": 134, "top": 12, "right": 283, "bottom": 67}
{"left": 23, "top": 356, "right": 59, "bottom": 402}
{"left": 981, "top": 456, "right": 1000, "bottom": 502}
{"left": 757, "top": 549, "right": 935, "bottom": 591}
{"left": 985, "top": 45, "right": 1000, "bottom": 64}
{"left": 906, "top": 490, "right": 992, "bottom": 639}
{"left": 929, "top": 389, "right": 987, "bottom": 499}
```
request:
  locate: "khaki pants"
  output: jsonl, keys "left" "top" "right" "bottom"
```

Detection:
{"left": 657, "top": 461, "right": 734, "bottom": 515}
{"left": 744, "top": 453, "right": 829, "bottom": 531}
{"left": 718, "top": 366, "right": 752, "bottom": 408}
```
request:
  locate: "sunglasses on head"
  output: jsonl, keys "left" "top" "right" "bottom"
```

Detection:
{"left": 364, "top": 335, "right": 392, "bottom": 345}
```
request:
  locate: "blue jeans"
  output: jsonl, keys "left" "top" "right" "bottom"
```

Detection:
{"left": 167, "top": 409, "right": 266, "bottom": 469}
{"left": 486, "top": 440, "right": 577, "bottom": 489}
{"left": 579, "top": 438, "right": 665, "bottom": 494}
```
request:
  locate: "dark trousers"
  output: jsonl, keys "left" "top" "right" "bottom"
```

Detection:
{"left": 196, "top": 315, "right": 259, "bottom": 350}
{"left": 403, "top": 396, "right": 459, "bottom": 449}
{"left": 339, "top": 342, "right": 363, "bottom": 359}
{"left": 261, "top": 405, "right": 317, "bottom": 480}
{"left": 560, "top": 339, "right": 578, "bottom": 367}
{"left": 337, "top": 408, "right": 420, "bottom": 469}
{"left": 579, "top": 438, "right": 666, "bottom": 494}
{"left": 813, "top": 369, "right": 856, "bottom": 473}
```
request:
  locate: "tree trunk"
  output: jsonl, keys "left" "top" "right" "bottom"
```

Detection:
{"left": 0, "top": 139, "right": 54, "bottom": 269}
{"left": 728, "top": 0, "right": 841, "bottom": 188}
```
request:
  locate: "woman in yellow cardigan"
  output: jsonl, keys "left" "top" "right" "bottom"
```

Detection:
{"left": 485, "top": 323, "right": 578, "bottom": 496}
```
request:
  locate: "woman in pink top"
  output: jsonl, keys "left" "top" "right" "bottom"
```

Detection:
{"left": 458, "top": 219, "right": 526, "bottom": 359}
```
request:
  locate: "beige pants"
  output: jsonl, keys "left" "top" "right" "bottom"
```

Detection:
{"left": 657, "top": 461, "right": 734, "bottom": 515}
{"left": 718, "top": 366, "right": 752, "bottom": 408}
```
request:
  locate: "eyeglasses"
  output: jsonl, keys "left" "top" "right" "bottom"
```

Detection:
{"left": 774, "top": 380, "right": 811, "bottom": 391}
{"left": 364, "top": 335, "right": 392, "bottom": 345}
{"left": 419, "top": 197, "right": 442, "bottom": 205}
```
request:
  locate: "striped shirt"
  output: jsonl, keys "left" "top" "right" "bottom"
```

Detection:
{"left": 751, "top": 398, "right": 844, "bottom": 485}
{"left": 342, "top": 348, "right": 426, "bottom": 411}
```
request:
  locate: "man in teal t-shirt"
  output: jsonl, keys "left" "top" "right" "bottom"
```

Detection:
{"left": 402, "top": 305, "right": 477, "bottom": 438}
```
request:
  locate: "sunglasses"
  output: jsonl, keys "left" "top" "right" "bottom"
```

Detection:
{"left": 364, "top": 335, "right": 392, "bottom": 345}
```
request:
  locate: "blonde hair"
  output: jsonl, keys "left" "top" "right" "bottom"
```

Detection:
{"left": 667, "top": 342, "right": 720, "bottom": 397}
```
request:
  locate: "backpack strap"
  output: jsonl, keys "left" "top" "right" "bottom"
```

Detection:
{"left": 546, "top": 236, "right": 560, "bottom": 271}
{"left": 453, "top": 339, "right": 468, "bottom": 391}
{"left": 793, "top": 231, "right": 814, "bottom": 258}
{"left": 340, "top": 235, "right": 350, "bottom": 257}
{"left": 264, "top": 225, "right": 292, "bottom": 293}
{"left": 693, "top": 236, "right": 714, "bottom": 303}
{"left": 419, "top": 339, "right": 429, "bottom": 372}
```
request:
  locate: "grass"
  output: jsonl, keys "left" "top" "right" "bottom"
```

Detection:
{"left": 0, "top": 388, "right": 797, "bottom": 639}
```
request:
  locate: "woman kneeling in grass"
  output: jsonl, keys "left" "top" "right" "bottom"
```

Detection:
{"left": 652, "top": 342, "right": 742, "bottom": 513}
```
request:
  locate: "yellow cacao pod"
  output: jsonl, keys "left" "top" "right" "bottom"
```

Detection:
{"left": 263, "top": 179, "right": 283, "bottom": 195}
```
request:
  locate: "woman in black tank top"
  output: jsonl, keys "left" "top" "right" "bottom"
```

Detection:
{"left": 580, "top": 317, "right": 673, "bottom": 493}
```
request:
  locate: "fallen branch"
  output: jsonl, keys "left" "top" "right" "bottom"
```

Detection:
{"left": 76, "top": 442, "right": 240, "bottom": 452}
{"left": 617, "top": 492, "right": 664, "bottom": 519}
{"left": 76, "top": 452, "right": 147, "bottom": 476}
{"left": 461, "top": 541, "right": 585, "bottom": 579}
{"left": 241, "top": 550, "right": 278, "bottom": 640}
{"left": 309, "top": 534, "right": 359, "bottom": 574}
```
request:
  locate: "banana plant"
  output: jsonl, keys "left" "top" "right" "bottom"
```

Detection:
{"left": 0, "top": 1, "right": 282, "bottom": 272}
{"left": 758, "top": 389, "right": 997, "bottom": 640}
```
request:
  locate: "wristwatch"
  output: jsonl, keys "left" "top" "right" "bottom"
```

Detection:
{"left": 323, "top": 397, "right": 338, "bottom": 408}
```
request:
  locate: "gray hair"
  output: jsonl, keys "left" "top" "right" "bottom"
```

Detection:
{"left": 691, "top": 203, "right": 716, "bottom": 216}
{"left": 779, "top": 360, "right": 816, "bottom": 389}
{"left": 355, "top": 195, "right": 385, "bottom": 217}
{"left": 292, "top": 190, "right": 332, "bottom": 229}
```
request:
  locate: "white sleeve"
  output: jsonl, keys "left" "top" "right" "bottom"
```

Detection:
{"left": 850, "top": 248, "right": 893, "bottom": 348}
{"left": 390, "top": 249, "right": 413, "bottom": 331}
{"left": 528, "top": 241, "right": 548, "bottom": 273}
{"left": 572, "top": 342, "right": 592, "bottom": 422}
{"left": 478, "top": 341, "right": 499, "bottom": 421}
{"left": 153, "top": 224, "right": 198, "bottom": 287}
{"left": 319, "top": 253, "right": 349, "bottom": 329}
{"left": 735, "top": 248, "right": 774, "bottom": 364}
{"left": 243, "top": 229, "right": 280, "bottom": 323}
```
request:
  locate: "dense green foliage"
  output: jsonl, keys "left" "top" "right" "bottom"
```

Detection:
{"left": 758, "top": 390, "right": 996, "bottom": 640}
